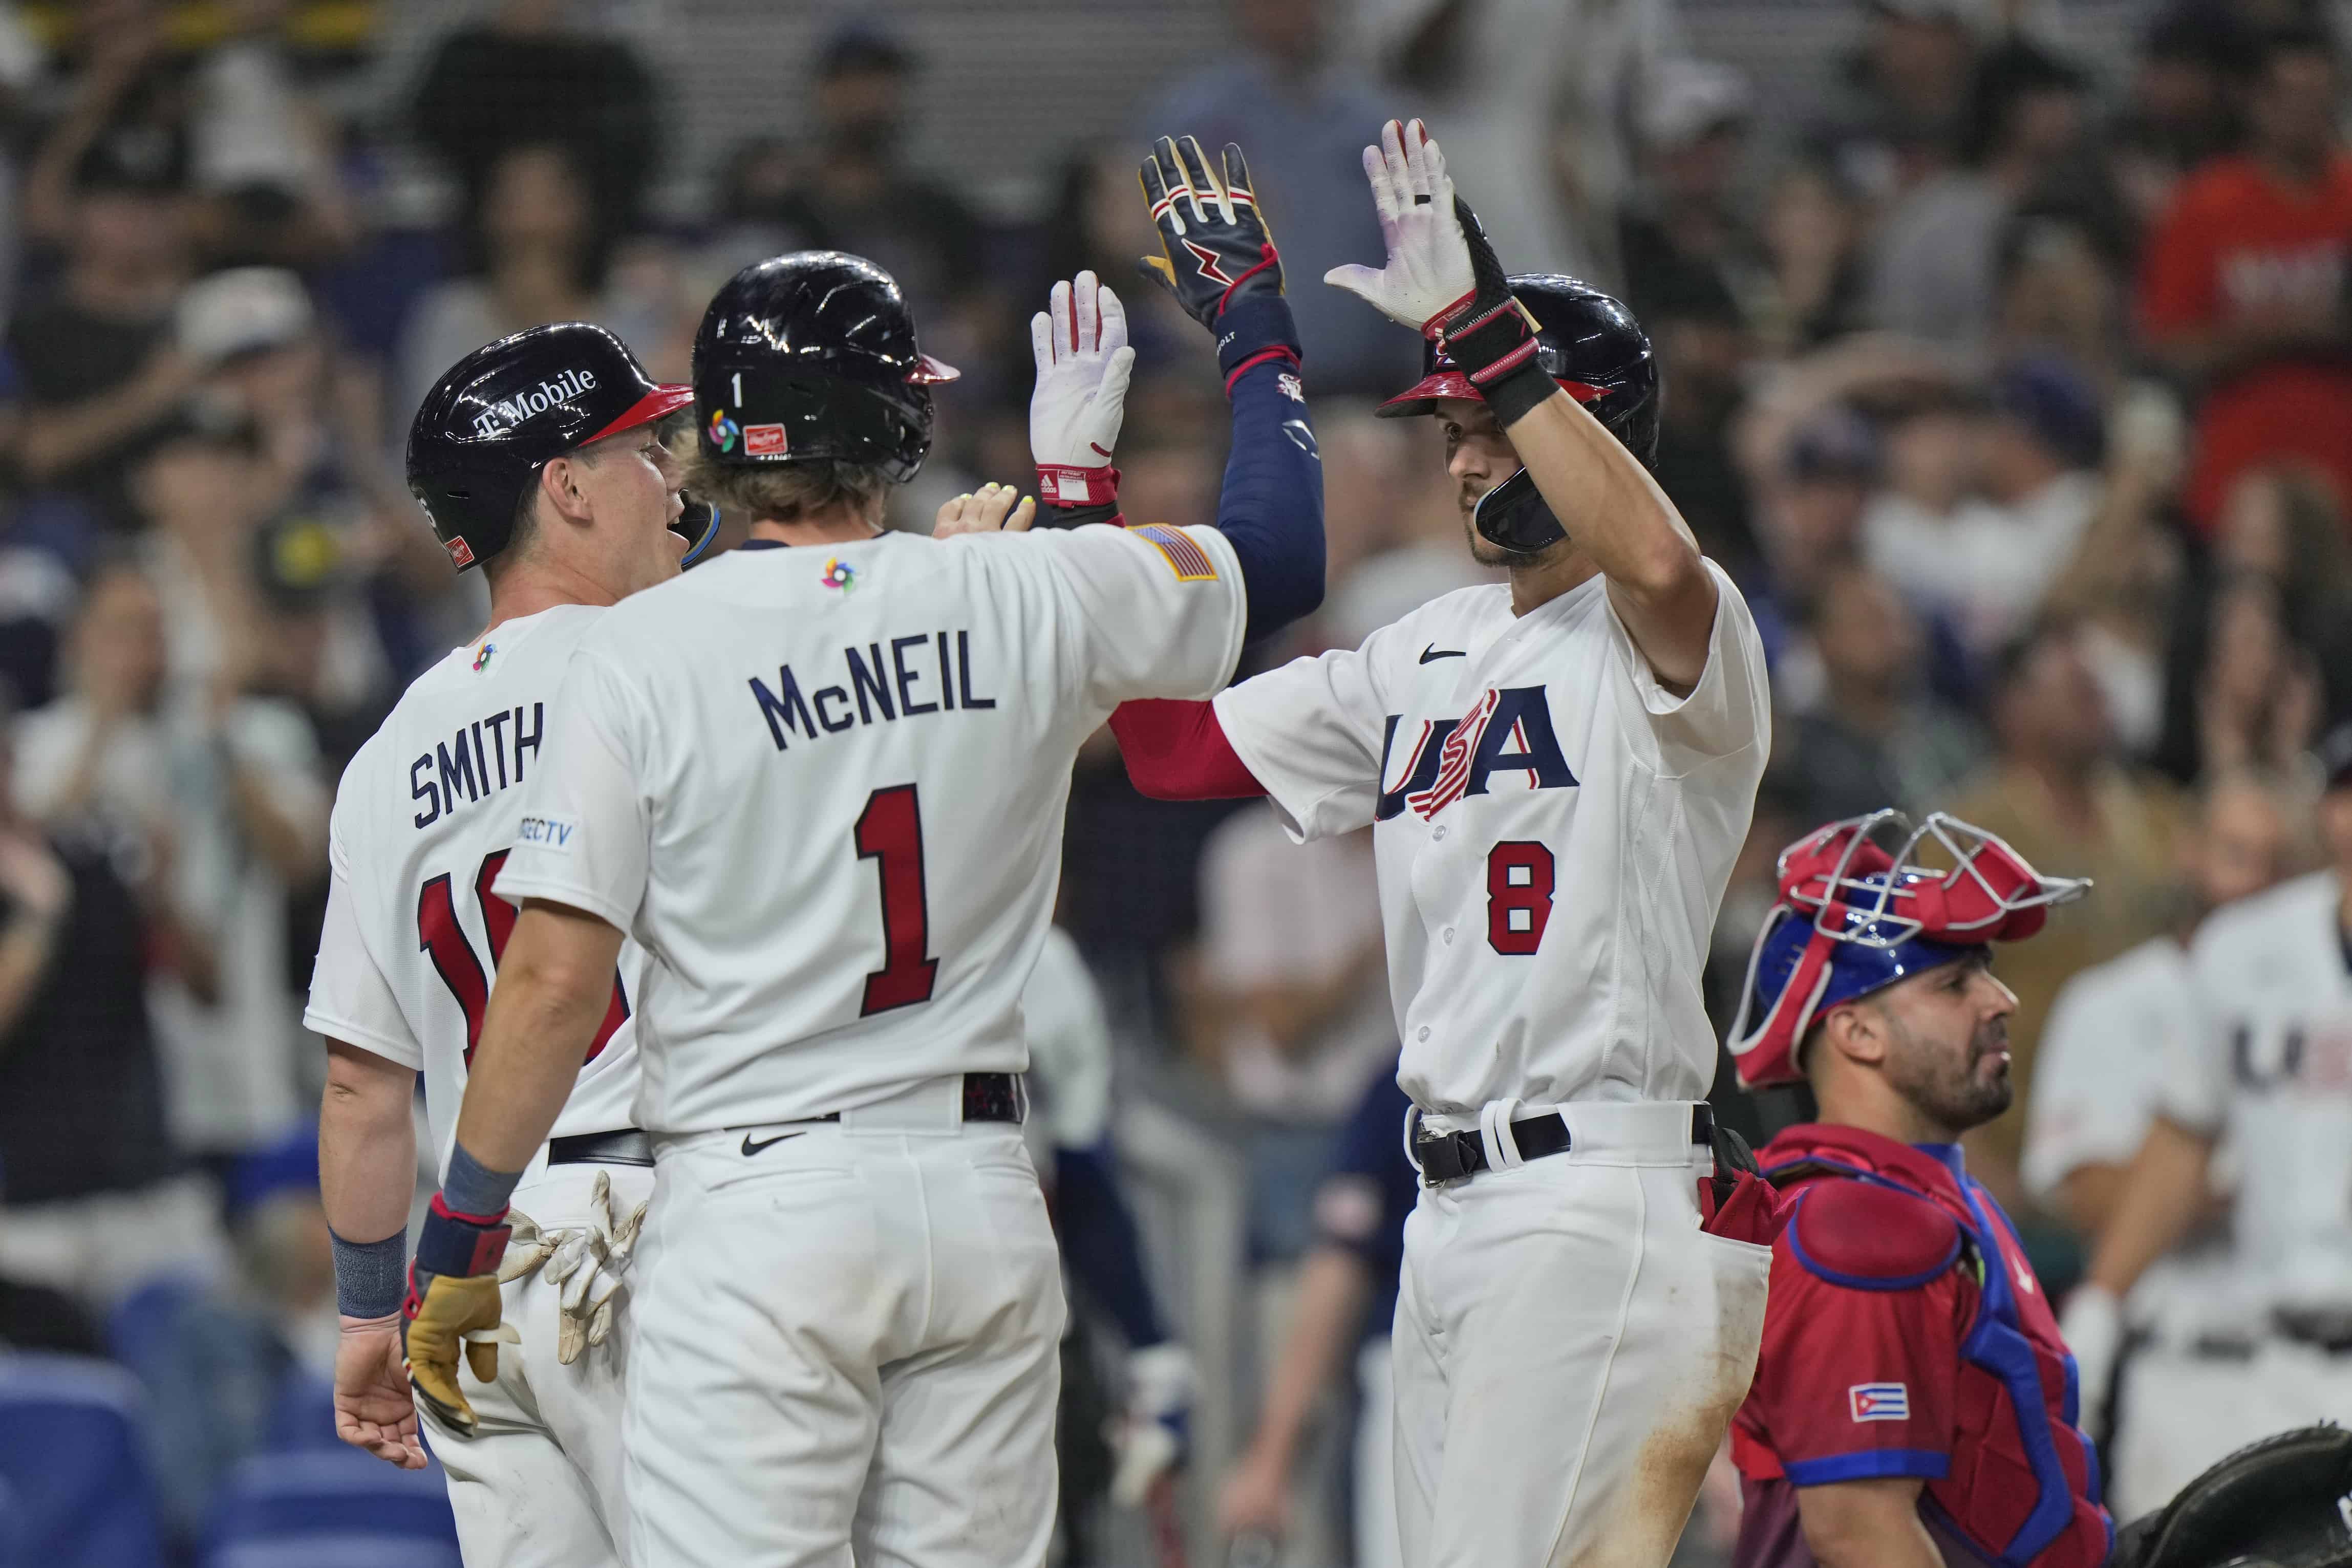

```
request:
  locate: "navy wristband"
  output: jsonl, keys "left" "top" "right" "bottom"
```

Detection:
{"left": 1212, "top": 295, "right": 1303, "bottom": 382}
{"left": 441, "top": 1138, "right": 523, "bottom": 1219}
{"left": 330, "top": 1228, "right": 409, "bottom": 1321}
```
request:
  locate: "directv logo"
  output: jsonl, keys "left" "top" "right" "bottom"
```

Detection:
{"left": 472, "top": 368, "right": 600, "bottom": 438}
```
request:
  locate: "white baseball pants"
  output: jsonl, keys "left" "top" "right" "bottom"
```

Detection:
{"left": 2110, "top": 1335, "right": 2352, "bottom": 1517}
{"left": 421, "top": 1159, "right": 653, "bottom": 1568}
{"left": 625, "top": 1079, "right": 1067, "bottom": 1568}
{"left": 1392, "top": 1101, "right": 1771, "bottom": 1568}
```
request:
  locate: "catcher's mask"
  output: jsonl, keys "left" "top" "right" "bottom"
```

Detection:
{"left": 1727, "top": 810, "right": 2090, "bottom": 1089}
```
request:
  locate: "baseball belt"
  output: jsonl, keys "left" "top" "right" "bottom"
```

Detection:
{"left": 1413, "top": 1102, "right": 1716, "bottom": 1185}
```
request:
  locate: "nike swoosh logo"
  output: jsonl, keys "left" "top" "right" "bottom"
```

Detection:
{"left": 1419, "top": 646, "right": 1466, "bottom": 663}
{"left": 739, "top": 1130, "right": 807, "bottom": 1157}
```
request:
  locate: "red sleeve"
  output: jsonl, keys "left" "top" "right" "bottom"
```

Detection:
{"left": 1109, "top": 699, "right": 1266, "bottom": 801}
{"left": 2139, "top": 176, "right": 2224, "bottom": 339}
{"left": 1742, "top": 1248, "right": 1966, "bottom": 1486}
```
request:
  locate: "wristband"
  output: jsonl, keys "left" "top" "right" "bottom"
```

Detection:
{"left": 1037, "top": 463, "right": 1119, "bottom": 508}
{"left": 1211, "top": 295, "right": 1303, "bottom": 383}
{"left": 441, "top": 1137, "right": 523, "bottom": 1219}
{"left": 330, "top": 1227, "right": 410, "bottom": 1321}
{"left": 1039, "top": 502, "right": 1124, "bottom": 531}
{"left": 413, "top": 1192, "right": 512, "bottom": 1282}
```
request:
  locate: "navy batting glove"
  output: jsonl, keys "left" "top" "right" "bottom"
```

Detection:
{"left": 1137, "top": 136, "right": 1303, "bottom": 385}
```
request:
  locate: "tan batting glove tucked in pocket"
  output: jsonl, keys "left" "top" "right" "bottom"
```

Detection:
{"left": 403, "top": 1273, "right": 515, "bottom": 1437}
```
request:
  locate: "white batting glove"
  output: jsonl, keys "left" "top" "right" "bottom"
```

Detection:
{"left": 1108, "top": 1341, "right": 1194, "bottom": 1508}
{"left": 2059, "top": 1283, "right": 2123, "bottom": 1435}
{"left": 502, "top": 1170, "right": 650, "bottom": 1366}
{"left": 1322, "top": 119, "right": 1476, "bottom": 335}
{"left": 1029, "top": 271, "right": 1135, "bottom": 510}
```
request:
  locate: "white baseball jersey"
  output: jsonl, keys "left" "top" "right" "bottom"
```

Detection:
{"left": 1022, "top": 925, "right": 1114, "bottom": 1154}
{"left": 492, "top": 526, "right": 1245, "bottom": 1133}
{"left": 1214, "top": 560, "right": 1768, "bottom": 1113}
{"left": 305, "top": 606, "right": 647, "bottom": 1177}
{"left": 2024, "top": 936, "right": 2239, "bottom": 1340}
{"left": 2162, "top": 869, "right": 2352, "bottom": 1313}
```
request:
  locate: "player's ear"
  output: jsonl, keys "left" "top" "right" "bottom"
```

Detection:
{"left": 1820, "top": 1003, "right": 1885, "bottom": 1070}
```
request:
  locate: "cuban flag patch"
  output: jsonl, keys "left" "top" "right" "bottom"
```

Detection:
{"left": 1849, "top": 1383, "right": 1910, "bottom": 1423}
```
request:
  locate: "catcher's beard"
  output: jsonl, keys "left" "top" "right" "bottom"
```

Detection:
{"left": 1880, "top": 1005, "right": 2015, "bottom": 1135}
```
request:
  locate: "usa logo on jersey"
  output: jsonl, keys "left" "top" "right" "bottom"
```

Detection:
{"left": 1849, "top": 1383, "right": 1910, "bottom": 1422}
{"left": 1374, "top": 686, "right": 1577, "bottom": 822}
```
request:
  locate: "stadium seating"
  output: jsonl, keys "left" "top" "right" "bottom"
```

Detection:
{"left": 202, "top": 1448, "right": 459, "bottom": 1563}
{"left": 0, "top": 1351, "right": 168, "bottom": 1568}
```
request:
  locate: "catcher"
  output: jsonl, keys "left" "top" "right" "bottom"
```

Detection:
{"left": 1725, "top": 807, "right": 2352, "bottom": 1568}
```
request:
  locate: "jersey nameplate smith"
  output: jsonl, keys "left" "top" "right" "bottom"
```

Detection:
{"left": 412, "top": 702, "right": 543, "bottom": 829}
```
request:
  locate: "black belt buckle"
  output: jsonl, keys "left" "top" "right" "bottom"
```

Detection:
{"left": 961, "top": 1071, "right": 1024, "bottom": 1125}
{"left": 1416, "top": 1129, "right": 1473, "bottom": 1185}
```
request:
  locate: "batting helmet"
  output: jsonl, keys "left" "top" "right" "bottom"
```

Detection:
{"left": 1377, "top": 274, "right": 1658, "bottom": 554}
{"left": 691, "top": 251, "right": 959, "bottom": 485}
{"left": 1727, "top": 810, "right": 2088, "bottom": 1089}
{"left": 407, "top": 323, "right": 702, "bottom": 573}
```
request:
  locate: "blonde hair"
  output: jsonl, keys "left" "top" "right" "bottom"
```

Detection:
{"left": 686, "top": 453, "right": 889, "bottom": 527}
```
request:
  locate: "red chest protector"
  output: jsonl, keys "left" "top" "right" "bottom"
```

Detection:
{"left": 1762, "top": 1126, "right": 2114, "bottom": 1568}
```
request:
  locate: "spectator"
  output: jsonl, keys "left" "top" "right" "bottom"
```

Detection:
{"left": 19, "top": 0, "right": 190, "bottom": 249}
{"left": 1772, "top": 559, "right": 1987, "bottom": 823}
{"left": 1994, "top": 211, "right": 2132, "bottom": 392}
{"left": 1216, "top": 1066, "right": 1413, "bottom": 1568}
{"left": 133, "top": 1124, "right": 338, "bottom": 1542}
{"left": 2204, "top": 464, "right": 2352, "bottom": 724}
{"left": 1944, "top": 618, "right": 2186, "bottom": 1213}
{"left": 14, "top": 559, "right": 328, "bottom": 1162}
{"left": 409, "top": 0, "right": 659, "bottom": 238}
{"left": 1147, "top": 0, "right": 1414, "bottom": 395}
{"left": 1866, "top": 38, "right": 2102, "bottom": 347}
{"left": 2140, "top": 23, "right": 2352, "bottom": 530}
{"left": 2110, "top": 2, "right": 2254, "bottom": 233}
{"left": 1867, "top": 356, "right": 2107, "bottom": 657}
{"left": 1618, "top": 58, "right": 1761, "bottom": 334}
{"left": 1755, "top": 160, "right": 1870, "bottom": 353}
{"left": 6, "top": 141, "right": 198, "bottom": 531}
{"left": 771, "top": 24, "right": 992, "bottom": 380}
{"left": 183, "top": 3, "right": 355, "bottom": 268}
{"left": 1196, "top": 808, "right": 1392, "bottom": 1266}
{"left": 1362, "top": 0, "right": 1685, "bottom": 282}
{"left": 395, "top": 141, "right": 660, "bottom": 427}
{"left": 0, "top": 680, "right": 227, "bottom": 1309}
{"left": 1808, "top": 0, "right": 1981, "bottom": 208}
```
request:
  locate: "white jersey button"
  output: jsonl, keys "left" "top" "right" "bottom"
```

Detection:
{"left": 1418, "top": 1026, "right": 1431, "bottom": 1041}
{"left": 1433, "top": 826, "right": 1448, "bottom": 841}
{"left": 1444, "top": 928, "right": 1455, "bottom": 943}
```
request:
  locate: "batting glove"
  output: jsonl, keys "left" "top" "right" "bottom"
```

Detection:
{"left": 1109, "top": 1341, "right": 1195, "bottom": 1508}
{"left": 1325, "top": 120, "right": 1552, "bottom": 423}
{"left": 402, "top": 1195, "right": 518, "bottom": 1438}
{"left": 1030, "top": 271, "right": 1135, "bottom": 517}
{"left": 500, "top": 1170, "right": 650, "bottom": 1366}
{"left": 1137, "top": 135, "right": 1302, "bottom": 388}
{"left": 2058, "top": 1283, "right": 2124, "bottom": 1440}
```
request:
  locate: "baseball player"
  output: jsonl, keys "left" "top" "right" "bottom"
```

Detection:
{"left": 1110, "top": 119, "right": 1779, "bottom": 1567}
{"left": 401, "top": 145, "right": 1325, "bottom": 1568}
{"left": 2067, "top": 723, "right": 2352, "bottom": 1516}
{"left": 1721, "top": 809, "right": 2113, "bottom": 1568}
{"left": 2020, "top": 774, "right": 2294, "bottom": 1518}
{"left": 1019, "top": 921, "right": 1194, "bottom": 1539}
{"left": 307, "top": 322, "right": 716, "bottom": 1563}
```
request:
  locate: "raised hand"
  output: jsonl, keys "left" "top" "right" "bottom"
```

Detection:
{"left": 1323, "top": 118, "right": 1477, "bottom": 334}
{"left": 1137, "top": 135, "right": 1285, "bottom": 333}
{"left": 1030, "top": 271, "right": 1135, "bottom": 509}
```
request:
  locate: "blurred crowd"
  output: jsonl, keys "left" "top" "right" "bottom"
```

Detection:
{"left": 0, "top": 0, "right": 2347, "bottom": 1562}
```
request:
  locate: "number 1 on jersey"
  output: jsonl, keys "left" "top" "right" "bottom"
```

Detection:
{"left": 856, "top": 784, "right": 939, "bottom": 1016}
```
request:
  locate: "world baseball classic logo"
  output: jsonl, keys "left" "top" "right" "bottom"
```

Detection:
{"left": 1848, "top": 1383, "right": 1910, "bottom": 1423}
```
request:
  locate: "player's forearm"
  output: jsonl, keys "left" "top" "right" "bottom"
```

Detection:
{"left": 1055, "top": 1143, "right": 1169, "bottom": 1348}
{"left": 1215, "top": 336, "right": 1326, "bottom": 644}
{"left": 320, "top": 1041, "right": 419, "bottom": 1320}
{"left": 1248, "top": 1246, "right": 1372, "bottom": 1467}
{"left": 1797, "top": 1478, "right": 1941, "bottom": 1568}
{"left": 451, "top": 901, "right": 624, "bottom": 1177}
{"left": 2084, "top": 1115, "right": 2215, "bottom": 1297}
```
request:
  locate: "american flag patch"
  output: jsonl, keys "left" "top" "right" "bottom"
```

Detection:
{"left": 1849, "top": 1383, "right": 1910, "bottom": 1423}
{"left": 1131, "top": 524, "right": 1218, "bottom": 582}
